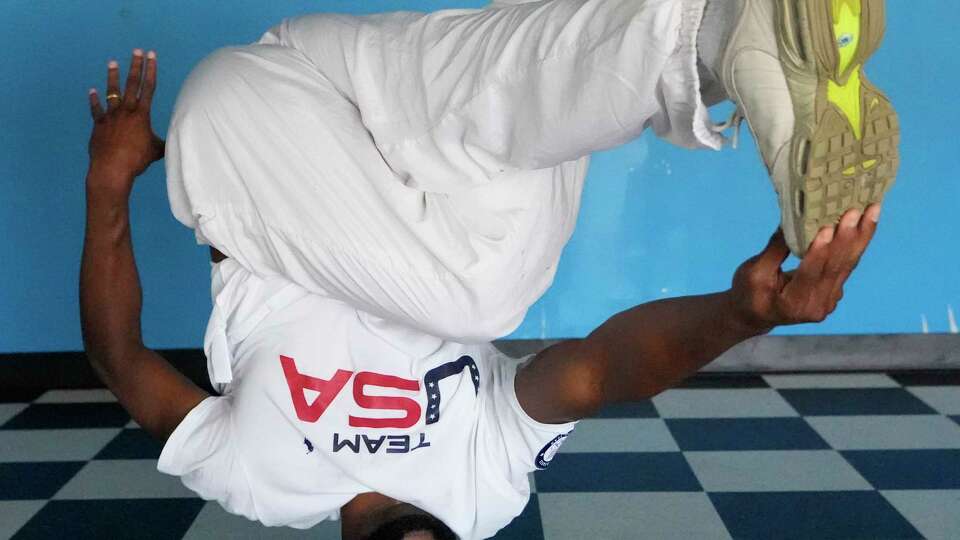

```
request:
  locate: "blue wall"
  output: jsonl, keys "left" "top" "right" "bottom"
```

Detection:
{"left": 1, "top": 0, "right": 956, "bottom": 353}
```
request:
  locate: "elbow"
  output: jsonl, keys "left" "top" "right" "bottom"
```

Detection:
{"left": 82, "top": 338, "right": 139, "bottom": 386}
{"left": 82, "top": 344, "right": 119, "bottom": 385}
{"left": 580, "top": 333, "right": 666, "bottom": 403}
{"left": 560, "top": 339, "right": 608, "bottom": 419}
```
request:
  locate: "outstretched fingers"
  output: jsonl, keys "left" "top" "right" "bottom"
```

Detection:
{"left": 122, "top": 49, "right": 144, "bottom": 109}
{"left": 139, "top": 51, "right": 157, "bottom": 107}
{"left": 828, "top": 204, "right": 880, "bottom": 303}
{"left": 88, "top": 88, "right": 105, "bottom": 121}
{"left": 779, "top": 204, "right": 881, "bottom": 323}
{"left": 89, "top": 49, "right": 157, "bottom": 120}
{"left": 105, "top": 60, "right": 121, "bottom": 111}
{"left": 780, "top": 225, "right": 834, "bottom": 321}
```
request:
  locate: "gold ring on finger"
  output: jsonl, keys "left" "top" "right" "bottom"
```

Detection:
{"left": 106, "top": 93, "right": 121, "bottom": 101}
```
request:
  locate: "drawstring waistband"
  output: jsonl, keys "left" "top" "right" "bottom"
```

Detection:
{"left": 710, "top": 106, "right": 745, "bottom": 149}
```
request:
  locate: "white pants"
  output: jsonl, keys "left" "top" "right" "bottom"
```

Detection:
{"left": 165, "top": 0, "right": 721, "bottom": 344}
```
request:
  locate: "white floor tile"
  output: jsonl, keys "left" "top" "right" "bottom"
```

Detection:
{"left": 907, "top": 386, "right": 960, "bottom": 415}
{"left": 183, "top": 501, "right": 338, "bottom": 539}
{"left": 653, "top": 389, "right": 798, "bottom": 418}
{"left": 685, "top": 450, "right": 872, "bottom": 492}
{"left": 0, "top": 500, "right": 45, "bottom": 539}
{"left": 34, "top": 389, "right": 117, "bottom": 403}
{"left": 806, "top": 415, "right": 960, "bottom": 450}
{"left": 0, "top": 429, "right": 120, "bottom": 462}
{"left": 539, "top": 492, "right": 730, "bottom": 540}
{"left": 53, "top": 459, "right": 195, "bottom": 499}
{"left": 881, "top": 490, "right": 960, "bottom": 540}
{"left": 560, "top": 419, "right": 679, "bottom": 453}
{"left": 763, "top": 373, "right": 899, "bottom": 389}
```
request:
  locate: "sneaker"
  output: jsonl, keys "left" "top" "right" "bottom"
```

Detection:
{"left": 718, "top": 0, "right": 899, "bottom": 256}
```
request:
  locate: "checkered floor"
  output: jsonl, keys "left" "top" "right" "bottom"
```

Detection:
{"left": 2, "top": 372, "right": 960, "bottom": 540}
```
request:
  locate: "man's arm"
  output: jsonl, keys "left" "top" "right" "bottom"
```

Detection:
{"left": 517, "top": 209, "right": 879, "bottom": 424}
{"left": 80, "top": 49, "right": 207, "bottom": 442}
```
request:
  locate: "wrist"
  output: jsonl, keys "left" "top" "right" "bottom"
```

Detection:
{"left": 86, "top": 165, "right": 134, "bottom": 203}
{"left": 87, "top": 160, "right": 133, "bottom": 180}
{"left": 720, "top": 289, "right": 775, "bottom": 338}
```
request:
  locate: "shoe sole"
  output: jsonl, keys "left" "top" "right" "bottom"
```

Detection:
{"left": 776, "top": 0, "right": 900, "bottom": 256}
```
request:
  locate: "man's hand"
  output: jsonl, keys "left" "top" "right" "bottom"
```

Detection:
{"left": 730, "top": 204, "right": 881, "bottom": 333}
{"left": 87, "top": 49, "right": 164, "bottom": 199}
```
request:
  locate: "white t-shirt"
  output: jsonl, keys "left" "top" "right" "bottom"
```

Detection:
{"left": 158, "top": 258, "right": 576, "bottom": 539}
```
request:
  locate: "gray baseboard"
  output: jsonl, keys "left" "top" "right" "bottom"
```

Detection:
{"left": 493, "top": 334, "right": 960, "bottom": 372}
{"left": 2, "top": 335, "right": 957, "bottom": 392}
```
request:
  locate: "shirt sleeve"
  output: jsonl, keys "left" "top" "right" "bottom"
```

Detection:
{"left": 157, "top": 396, "right": 258, "bottom": 521}
{"left": 483, "top": 347, "right": 578, "bottom": 474}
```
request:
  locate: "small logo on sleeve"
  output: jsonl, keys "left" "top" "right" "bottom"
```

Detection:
{"left": 535, "top": 432, "right": 571, "bottom": 470}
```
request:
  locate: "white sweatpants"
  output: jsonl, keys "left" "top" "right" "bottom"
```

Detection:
{"left": 165, "top": 0, "right": 722, "bottom": 345}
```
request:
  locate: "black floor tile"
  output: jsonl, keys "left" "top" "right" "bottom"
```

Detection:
{"left": 0, "top": 462, "right": 86, "bottom": 500}
{"left": 1, "top": 403, "right": 130, "bottom": 429}
{"left": 888, "top": 370, "right": 960, "bottom": 386}
{"left": 841, "top": 449, "right": 960, "bottom": 490}
{"left": 778, "top": 388, "right": 937, "bottom": 416}
{"left": 94, "top": 429, "right": 163, "bottom": 460}
{"left": 709, "top": 491, "right": 921, "bottom": 539}
{"left": 493, "top": 494, "right": 544, "bottom": 539}
{"left": 0, "top": 388, "right": 44, "bottom": 403}
{"left": 666, "top": 417, "right": 830, "bottom": 451}
{"left": 593, "top": 400, "right": 658, "bottom": 419}
{"left": 677, "top": 374, "right": 769, "bottom": 389}
{"left": 535, "top": 452, "right": 701, "bottom": 493}
{"left": 13, "top": 498, "right": 205, "bottom": 540}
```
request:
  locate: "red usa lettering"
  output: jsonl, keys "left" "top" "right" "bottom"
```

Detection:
{"left": 279, "top": 354, "right": 479, "bottom": 428}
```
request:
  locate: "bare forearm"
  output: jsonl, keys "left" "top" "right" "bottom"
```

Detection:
{"left": 79, "top": 170, "right": 207, "bottom": 440}
{"left": 585, "top": 290, "right": 767, "bottom": 402}
{"left": 80, "top": 173, "right": 143, "bottom": 369}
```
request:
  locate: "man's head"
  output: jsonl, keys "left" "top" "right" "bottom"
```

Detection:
{"left": 342, "top": 493, "right": 457, "bottom": 540}
{"left": 365, "top": 512, "right": 458, "bottom": 540}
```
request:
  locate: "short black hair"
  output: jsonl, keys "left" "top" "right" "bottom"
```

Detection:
{"left": 366, "top": 514, "right": 458, "bottom": 540}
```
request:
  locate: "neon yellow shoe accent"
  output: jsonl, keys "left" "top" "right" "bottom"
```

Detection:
{"left": 828, "top": 66, "right": 863, "bottom": 138}
{"left": 828, "top": 0, "right": 863, "bottom": 139}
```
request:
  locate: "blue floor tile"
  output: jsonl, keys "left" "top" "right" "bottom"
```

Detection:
{"left": 677, "top": 374, "right": 770, "bottom": 389}
{"left": 709, "top": 491, "right": 922, "bottom": 539}
{"left": 94, "top": 429, "right": 162, "bottom": 460}
{"left": 841, "top": 449, "right": 960, "bottom": 489}
{"left": 778, "top": 388, "right": 937, "bottom": 416}
{"left": 666, "top": 417, "right": 830, "bottom": 451}
{"left": 0, "top": 462, "right": 86, "bottom": 500}
{"left": 1, "top": 403, "right": 130, "bottom": 429}
{"left": 889, "top": 371, "right": 960, "bottom": 386}
{"left": 493, "top": 494, "right": 544, "bottom": 539}
{"left": 13, "top": 499, "right": 205, "bottom": 540}
{"left": 534, "top": 452, "right": 701, "bottom": 493}
{"left": 593, "top": 401, "right": 658, "bottom": 419}
{"left": 0, "top": 389, "right": 43, "bottom": 403}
